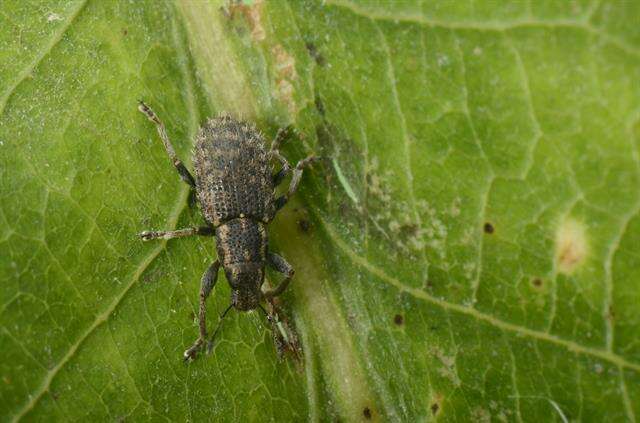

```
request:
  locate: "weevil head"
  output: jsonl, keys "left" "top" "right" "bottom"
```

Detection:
{"left": 225, "top": 263, "right": 265, "bottom": 311}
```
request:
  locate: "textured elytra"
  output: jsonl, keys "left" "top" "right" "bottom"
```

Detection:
{"left": 194, "top": 115, "right": 274, "bottom": 227}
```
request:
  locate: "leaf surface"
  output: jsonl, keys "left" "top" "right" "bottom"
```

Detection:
{"left": 1, "top": 0, "right": 640, "bottom": 421}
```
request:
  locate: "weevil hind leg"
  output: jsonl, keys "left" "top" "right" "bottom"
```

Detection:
{"left": 184, "top": 260, "right": 220, "bottom": 361}
{"left": 187, "top": 189, "right": 200, "bottom": 210}
{"left": 262, "top": 299, "right": 303, "bottom": 363}
{"left": 138, "top": 100, "right": 196, "bottom": 188}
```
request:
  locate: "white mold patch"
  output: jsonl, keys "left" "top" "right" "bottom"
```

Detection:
{"left": 555, "top": 218, "right": 588, "bottom": 274}
{"left": 46, "top": 12, "right": 63, "bottom": 22}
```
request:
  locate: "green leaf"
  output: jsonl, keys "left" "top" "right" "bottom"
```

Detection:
{"left": 2, "top": 0, "right": 640, "bottom": 421}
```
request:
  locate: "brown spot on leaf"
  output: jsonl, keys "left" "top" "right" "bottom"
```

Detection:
{"left": 315, "top": 95, "right": 325, "bottom": 116}
{"left": 400, "top": 222, "right": 419, "bottom": 237}
{"left": 298, "top": 218, "right": 311, "bottom": 233}
{"left": 483, "top": 222, "right": 494, "bottom": 234}
{"left": 272, "top": 44, "right": 298, "bottom": 115}
{"left": 394, "top": 314, "right": 404, "bottom": 325}
{"left": 226, "top": 0, "right": 265, "bottom": 41}
{"left": 305, "top": 42, "right": 326, "bottom": 66}
{"left": 430, "top": 392, "right": 444, "bottom": 416}
{"left": 431, "top": 402, "right": 440, "bottom": 415}
{"left": 532, "top": 278, "right": 543, "bottom": 288}
{"left": 363, "top": 407, "right": 372, "bottom": 419}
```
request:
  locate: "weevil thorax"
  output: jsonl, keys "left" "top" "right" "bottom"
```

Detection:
{"left": 215, "top": 218, "right": 268, "bottom": 311}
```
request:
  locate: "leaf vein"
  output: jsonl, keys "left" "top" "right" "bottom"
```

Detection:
{"left": 620, "top": 369, "right": 637, "bottom": 423}
{"left": 326, "top": 0, "right": 640, "bottom": 59}
{"left": 318, "top": 217, "right": 640, "bottom": 373}
{"left": 604, "top": 204, "right": 640, "bottom": 351}
{"left": 504, "top": 34, "right": 544, "bottom": 179}
{"left": 376, "top": 23, "right": 429, "bottom": 279}
{"left": 11, "top": 12, "right": 202, "bottom": 415}
{"left": 10, "top": 185, "right": 190, "bottom": 422}
{"left": 451, "top": 32, "right": 495, "bottom": 303}
{"left": 507, "top": 344, "right": 523, "bottom": 423}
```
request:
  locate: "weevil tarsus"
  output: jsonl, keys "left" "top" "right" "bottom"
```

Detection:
{"left": 183, "top": 260, "right": 220, "bottom": 361}
{"left": 263, "top": 252, "right": 295, "bottom": 299}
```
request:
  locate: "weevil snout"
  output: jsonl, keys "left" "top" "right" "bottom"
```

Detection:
{"left": 231, "top": 289, "right": 261, "bottom": 311}
{"left": 225, "top": 263, "right": 264, "bottom": 311}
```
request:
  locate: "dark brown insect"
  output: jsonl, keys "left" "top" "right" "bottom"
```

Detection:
{"left": 137, "top": 101, "right": 317, "bottom": 361}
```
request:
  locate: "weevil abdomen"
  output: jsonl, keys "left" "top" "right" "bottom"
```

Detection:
{"left": 194, "top": 115, "right": 274, "bottom": 227}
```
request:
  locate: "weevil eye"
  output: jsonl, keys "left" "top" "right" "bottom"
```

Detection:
{"left": 224, "top": 263, "right": 264, "bottom": 311}
{"left": 224, "top": 263, "right": 264, "bottom": 289}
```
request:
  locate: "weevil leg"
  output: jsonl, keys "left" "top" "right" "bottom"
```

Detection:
{"left": 269, "top": 126, "right": 292, "bottom": 154}
{"left": 184, "top": 260, "right": 220, "bottom": 361}
{"left": 272, "top": 155, "right": 319, "bottom": 213}
{"left": 263, "top": 300, "right": 303, "bottom": 363}
{"left": 262, "top": 252, "right": 294, "bottom": 299}
{"left": 205, "top": 303, "right": 233, "bottom": 354}
{"left": 269, "top": 127, "right": 293, "bottom": 186}
{"left": 138, "top": 100, "right": 196, "bottom": 188}
{"left": 271, "top": 151, "right": 291, "bottom": 186}
{"left": 258, "top": 303, "right": 286, "bottom": 360}
{"left": 138, "top": 226, "right": 213, "bottom": 241}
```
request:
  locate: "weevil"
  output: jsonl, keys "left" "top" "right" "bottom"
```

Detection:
{"left": 137, "top": 101, "right": 318, "bottom": 361}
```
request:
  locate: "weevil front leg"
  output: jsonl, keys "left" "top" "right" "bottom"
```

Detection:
{"left": 272, "top": 155, "right": 320, "bottom": 214}
{"left": 184, "top": 260, "right": 220, "bottom": 361}
{"left": 271, "top": 152, "right": 291, "bottom": 186}
{"left": 139, "top": 226, "right": 213, "bottom": 241}
{"left": 263, "top": 252, "right": 294, "bottom": 299}
{"left": 138, "top": 101, "right": 196, "bottom": 188}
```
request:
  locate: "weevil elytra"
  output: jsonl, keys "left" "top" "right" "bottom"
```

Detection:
{"left": 137, "top": 101, "right": 318, "bottom": 361}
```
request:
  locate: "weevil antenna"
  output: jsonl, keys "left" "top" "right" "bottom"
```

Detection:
{"left": 258, "top": 304, "right": 273, "bottom": 324}
{"left": 207, "top": 303, "right": 234, "bottom": 352}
